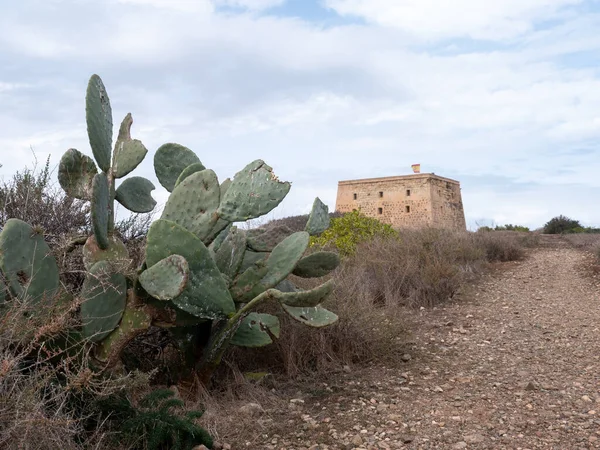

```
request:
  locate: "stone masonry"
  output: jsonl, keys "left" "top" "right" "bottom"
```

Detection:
{"left": 335, "top": 173, "right": 466, "bottom": 230}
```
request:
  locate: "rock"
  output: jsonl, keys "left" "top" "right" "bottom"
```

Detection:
{"left": 192, "top": 446, "right": 209, "bottom": 450}
{"left": 239, "top": 402, "right": 263, "bottom": 415}
{"left": 401, "top": 354, "right": 412, "bottom": 362}
{"left": 524, "top": 381, "right": 539, "bottom": 391}
{"left": 453, "top": 442, "right": 468, "bottom": 449}
{"left": 352, "top": 434, "right": 363, "bottom": 446}
{"left": 464, "top": 433, "right": 485, "bottom": 444}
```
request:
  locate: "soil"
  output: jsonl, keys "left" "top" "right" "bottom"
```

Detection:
{"left": 222, "top": 236, "right": 600, "bottom": 449}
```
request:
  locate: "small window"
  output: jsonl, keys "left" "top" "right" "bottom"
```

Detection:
{"left": 353, "top": 193, "right": 357, "bottom": 200}
{"left": 378, "top": 207, "right": 383, "bottom": 215}
{"left": 405, "top": 205, "right": 411, "bottom": 213}
{"left": 446, "top": 183, "right": 451, "bottom": 189}
{"left": 379, "top": 191, "right": 383, "bottom": 198}
{"left": 406, "top": 189, "right": 411, "bottom": 197}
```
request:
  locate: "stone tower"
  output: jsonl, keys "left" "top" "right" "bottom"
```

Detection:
{"left": 335, "top": 173, "right": 466, "bottom": 230}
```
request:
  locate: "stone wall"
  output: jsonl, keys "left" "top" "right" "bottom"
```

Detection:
{"left": 429, "top": 177, "right": 467, "bottom": 230}
{"left": 335, "top": 173, "right": 466, "bottom": 231}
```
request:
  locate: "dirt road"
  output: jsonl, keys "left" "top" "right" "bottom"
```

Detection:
{"left": 231, "top": 238, "right": 600, "bottom": 449}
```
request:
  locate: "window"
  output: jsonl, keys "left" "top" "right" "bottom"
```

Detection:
{"left": 379, "top": 191, "right": 384, "bottom": 198}
{"left": 406, "top": 189, "right": 411, "bottom": 197}
{"left": 405, "top": 205, "right": 411, "bottom": 213}
{"left": 353, "top": 193, "right": 357, "bottom": 200}
{"left": 378, "top": 207, "right": 383, "bottom": 215}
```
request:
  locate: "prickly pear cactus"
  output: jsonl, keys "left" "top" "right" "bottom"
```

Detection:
{"left": 54, "top": 74, "right": 340, "bottom": 384}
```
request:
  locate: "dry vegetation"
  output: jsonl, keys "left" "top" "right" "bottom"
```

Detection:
{"left": 0, "top": 161, "right": 540, "bottom": 449}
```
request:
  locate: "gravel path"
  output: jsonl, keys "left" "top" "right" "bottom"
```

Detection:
{"left": 233, "top": 238, "right": 600, "bottom": 449}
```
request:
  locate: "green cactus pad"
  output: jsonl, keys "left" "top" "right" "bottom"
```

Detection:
{"left": 58, "top": 148, "right": 98, "bottom": 200}
{"left": 146, "top": 220, "right": 235, "bottom": 319}
{"left": 292, "top": 252, "right": 340, "bottom": 278}
{"left": 247, "top": 225, "right": 294, "bottom": 252}
{"left": 208, "top": 223, "right": 232, "bottom": 254}
{"left": 231, "top": 232, "right": 308, "bottom": 302}
{"left": 282, "top": 304, "right": 338, "bottom": 328}
{"left": 154, "top": 143, "right": 201, "bottom": 192}
{"left": 274, "top": 279, "right": 334, "bottom": 307}
{"left": 214, "top": 227, "right": 247, "bottom": 279}
{"left": 230, "top": 313, "right": 280, "bottom": 348}
{"left": 305, "top": 197, "right": 330, "bottom": 236}
{"left": 80, "top": 260, "right": 127, "bottom": 342}
{"left": 229, "top": 265, "right": 269, "bottom": 302}
{"left": 86, "top": 74, "right": 113, "bottom": 172}
{"left": 275, "top": 279, "right": 297, "bottom": 293}
{"left": 112, "top": 113, "right": 148, "bottom": 178}
{"left": 115, "top": 176, "right": 157, "bottom": 213}
{"left": 204, "top": 178, "right": 233, "bottom": 245}
{"left": 239, "top": 250, "right": 269, "bottom": 273}
{"left": 82, "top": 235, "right": 130, "bottom": 272}
{"left": 261, "top": 231, "right": 309, "bottom": 288}
{"left": 161, "top": 169, "right": 220, "bottom": 241}
{"left": 95, "top": 305, "right": 151, "bottom": 363}
{"left": 217, "top": 160, "right": 291, "bottom": 222}
{"left": 139, "top": 255, "right": 189, "bottom": 301}
{"left": 174, "top": 162, "right": 206, "bottom": 188}
{"left": 91, "top": 173, "right": 110, "bottom": 250}
{"left": 0, "top": 219, "right": 60, "bottom": 303}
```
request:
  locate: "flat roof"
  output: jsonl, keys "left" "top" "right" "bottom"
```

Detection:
{"left": 338, "top": 173, "right": 461, "bottom": 185}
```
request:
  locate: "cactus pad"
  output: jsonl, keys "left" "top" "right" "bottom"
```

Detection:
{"left": 282, "top": 304, "right": 338, "bottom": 328}
{"left": 58, "top": 148, "right": 98, "bottom": 200}
{"left": 86, "top": 74, "right": 113, "bottom": 172}
{"left": 305, "top": 197, "right": 330, "bottom": 236}
{"left": 293, "top": 252, "right": 340, "bottom": 278}
{"left": 0, "top": 219, "right": 59, "bottom": 303}
{"left": 91, "top": 173, "right": 110, "bottom": 250}
{"left": 139, "top": 255, "right": 189, "bottom": 301}
{"left": 161, "top": 169, "right": 220, "bottom": 241}
{"left": 274, "top": 279, "right": 334, "bottom": 307}
{"left": 217, "top": 160, "right": 291, "bottom": 222}
{"left": 80, "top": 260, "right": 127, "bottom": 342}
{"left": 208, "top": 223, "right": 232, "bottom": 255}
{"left": 261, "top": 231, "right": 309, "bottom": 288}
{"left": 214, "top": 227, "right": 247, "bottom": 279}
{"left": 247, "top": 225, "right": 294, "bottom": 252}
{"left": 82, "top": 235, "right": 130, "bottom": 272}
{"left": 174, "top": 162, "right": 206, "bottom": 188}
{"left": 154, "top": 143, "right": 201, "bottom": 192}
{"left": 146, "top": 220, "right": 235, "bottom": 319}
{"left": 112, "top": 113, "right": 148, "bottom": 178}
{"left": 229, "top": 265, "right": 269, "bottom": 302}
{"left": 231, "top": 232, "right": 308, "bottom": 302}
{"left": 239, "top": 250, "right": 269, "bottom": 273}
{"left": 230, "top": 313, "right": 280, "bottom": 348}
{"left": 115, "top": 176, "right": 157, "bottom": 213}
{"left": 95, "top": 304, "right": 151, "bottom": 364}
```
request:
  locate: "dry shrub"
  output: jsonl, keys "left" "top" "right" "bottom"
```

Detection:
{"left": 562, "top": 233, "right": 600, "bottom": 250}
{"left": 474, "top": 230, "right": 530, "bottom": 262}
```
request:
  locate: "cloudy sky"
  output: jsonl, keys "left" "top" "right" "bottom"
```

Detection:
{"left": 1, "top": 0, "right": 600, "bottom": 230}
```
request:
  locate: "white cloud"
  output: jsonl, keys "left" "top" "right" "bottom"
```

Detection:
{"left": 325, "top": 0, "right": 583, "bottom": 39}
{"left": 1, "top": 0, "right": 600, "bottom": 228}
{"left": 214, "top": 0, "right": 286, "bottom": 11}
{"left": 116, "top": 0, "right": 214, "bottom": 13}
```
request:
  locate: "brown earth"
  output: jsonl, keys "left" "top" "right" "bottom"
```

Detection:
{"left": 219, "top": 236, "right": 600, "bottom": 449}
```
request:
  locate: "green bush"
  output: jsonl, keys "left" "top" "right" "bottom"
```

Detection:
{"left": 97, "top": 389, "right": 213, "bottom": 450}
{"left": 494, "top": 224, "right": 530, "bottom": 232}
{"left": 543, "top": 215, "right": 582, "bottom": 234}
{"left": 310, "top": 210, "right": 398, "bottom": 256}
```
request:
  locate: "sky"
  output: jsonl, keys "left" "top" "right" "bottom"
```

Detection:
{"left": 1, "top": 0, "right": 600, "bottom": 230}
